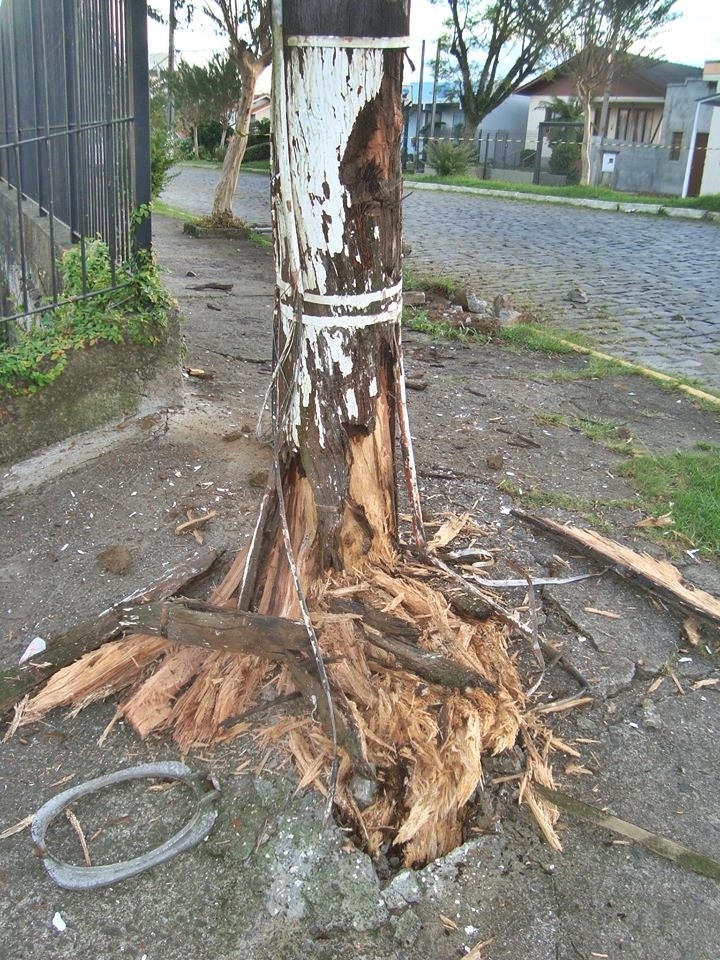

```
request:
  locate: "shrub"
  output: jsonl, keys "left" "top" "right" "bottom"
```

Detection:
{"left": 549, "top": 140, "right": 581, "bottom": 183}
{"left": 426, "top": 139, "right": 476, "bottom": 177}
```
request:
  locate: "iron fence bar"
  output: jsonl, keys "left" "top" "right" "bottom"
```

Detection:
{"left": 8, "top": 0, "right": 30, "bottom": 316}
{"left": 128, "top": 0, "right": 151, "bottom": 252}
{"left": 37, "top": 0, "right": 59, "bottom": 302}
{"left": 1, "top": 278, "right": 136, "bottom": 326}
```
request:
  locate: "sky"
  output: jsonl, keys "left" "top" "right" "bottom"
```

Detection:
{"left": 147, "top": 0, "right": 720, "bottom": 85}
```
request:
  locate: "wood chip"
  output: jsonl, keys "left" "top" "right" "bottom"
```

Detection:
{"left": 583, "top": 606, "right": 622, "bottom": 619}
{"left": 175, "top": 510, "right": 218, "bottom": 535}
{"left": 692, "top": 677, "right": 719, "bottom": 690}
{"left": 439, "top": 914, "right": 458, "bottom": 930}
{"left": 682, "top": 616, "right": 702, "bottom": 647}
{"left": 65, "top": 808, "right": 92, "bottom": 865}
{"left": 428, "top": 513, "right": 470, "bottom": 550}
{"left": 635, "top": 514, "right": 673, "bottom": 528}
{"left": 465, "top": 937, "right": 496, "bottom": 959}
{"left": 0, "top": 814, "right": 34, "bottom": 840}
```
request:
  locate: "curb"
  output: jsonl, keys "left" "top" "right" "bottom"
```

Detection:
{"left": 405, "top": 179, "right": 720, "bottom": 222}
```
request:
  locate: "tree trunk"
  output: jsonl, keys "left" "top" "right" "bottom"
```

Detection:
{"left": 210, "top": 55, "right": 265, "bottom": 222}
{"left": 232, "top": 0, "right": 414, "bottom": 618}
{"left": 578, "top": 87, "right": 594, "bottom": 186}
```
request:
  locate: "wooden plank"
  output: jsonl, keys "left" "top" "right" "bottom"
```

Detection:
{"left": 511, "top": 509, "right": 720, "bottom": 625}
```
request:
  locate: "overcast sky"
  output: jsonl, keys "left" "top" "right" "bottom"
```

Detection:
{"left": 148, "top": 0, "right": 719, "bottom": 82}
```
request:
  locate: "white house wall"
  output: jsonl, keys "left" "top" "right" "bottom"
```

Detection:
{"left": 701, "top": 107, "right": 720, "bottom": 194}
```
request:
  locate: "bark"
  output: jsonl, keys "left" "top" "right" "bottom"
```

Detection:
{"left": 231, "top": 1, "right": 416, "bottom": 619}
{"left": 578, "top": 86, "right": 594, "bottom": 186}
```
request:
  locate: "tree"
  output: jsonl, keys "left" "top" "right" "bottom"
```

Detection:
{"left": 168, "top": 60, "right": 213, "bottom": 157}
{"left": 431, "top": 0, "right": 576, "bottom": 138}
{"left": 204, "top": 0, "right": 272, "bottom": 223}
{"left": 206, "top": 54, "right": 243, "bottom": 150}
{"left": 560, "top": 0, "right": 677, "bottom": 184}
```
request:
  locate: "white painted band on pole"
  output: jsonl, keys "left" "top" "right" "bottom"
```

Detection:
{"left": 302, "top": 280, "right": 403, "bottom": 310}
{"left": 279, "top": 299, "right": 401, "bottom": 330}
{"left": 302, "top": 308, "right": 401, "bottom": 329}
{"left": 286, "top": 36, "right": 410, "bottom": 50}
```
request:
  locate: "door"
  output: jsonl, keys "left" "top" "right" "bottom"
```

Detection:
{"left": 687, "top": 132, "right": 709, "bottom": 197}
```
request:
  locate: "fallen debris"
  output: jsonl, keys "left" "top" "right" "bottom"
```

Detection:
{"left": 0, "top": 547, "right": 220, "bottom": 716}
{"left": 535, "top": 784, "right": 720, "bottom": 881}
{"left": 511, "top": 509, "right": 720, "bottom": 625}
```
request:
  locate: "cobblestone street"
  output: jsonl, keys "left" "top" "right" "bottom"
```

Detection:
{"left": 162, "top": 166, "right": 720, "bottom": 391}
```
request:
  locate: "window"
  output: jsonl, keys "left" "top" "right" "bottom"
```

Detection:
{"left": 614, "top": 108, "right": 655, "bottom": 143}
{"left": 670, "top": 131, "right": 683, "bottom": 161}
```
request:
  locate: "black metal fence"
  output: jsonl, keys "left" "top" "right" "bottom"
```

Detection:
{"left": 0, "top": 0, "right": 150, "bottom": 334}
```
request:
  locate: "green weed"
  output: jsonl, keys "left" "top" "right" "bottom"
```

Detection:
{"left": 1, "top": 239, "right": 172, "bottom": 395}
{"left": 618, "top": 448, "right": 720, "bottom": 553}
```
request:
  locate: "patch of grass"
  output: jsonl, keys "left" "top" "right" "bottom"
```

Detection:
{"left": 618, "top": 448, "right": 720, "bottom": 553}
{"left": 403, "top": 266, "right": 458, "bottom": 298}
{"left": 534, "top": 410, "right": 634, "bottom": 452}
{"left": 497, "top": 323, "right": 577, "bottom": 355}
{"left": 496, "top": 480, "right": 628, "bottom": 530}
{"left": 404, "top": 172, "right": 720, "bottom": 213}
{"left": 153, "top": 200, "right": 199, "bottom": 224}
{"left": 403, "top": 309, "right": 487, "bottom": 343}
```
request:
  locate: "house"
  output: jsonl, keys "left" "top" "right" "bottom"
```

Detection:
{"left": 680, "top": 60, "right": 720, "bottom": 197}
{"left": 513, "top": 55, "right": 720, "bottom": 195}
{"left": 401, "top": 80, "right": 465, "bottom": 165}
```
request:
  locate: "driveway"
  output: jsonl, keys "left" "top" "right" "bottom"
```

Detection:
{"left": 160, "top": 165, "right": 720, "bottom": 391}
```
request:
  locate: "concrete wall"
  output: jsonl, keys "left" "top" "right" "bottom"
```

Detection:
{"left": 0, "top": 313, "right": 181, "bottom": 466}
{"left": 0, "top": 184, "right": 70, "bottom": 323}
{"left": 702, "top": 107, "right": 720, "bottom": 194}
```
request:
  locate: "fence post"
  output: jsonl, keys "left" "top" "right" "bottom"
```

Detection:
{"left": 127, "top": 0, "right": 151, "bottom": 251}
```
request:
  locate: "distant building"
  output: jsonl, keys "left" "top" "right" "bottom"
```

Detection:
{"left": 402, "top": 80, "right": 465, "bottom": 165}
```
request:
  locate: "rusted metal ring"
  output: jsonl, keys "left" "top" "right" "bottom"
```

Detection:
{"left": 31, "top": 761, "right": 220, "bottom": 890}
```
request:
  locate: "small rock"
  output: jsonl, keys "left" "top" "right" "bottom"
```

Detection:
{"left": 493, "top": 293, "right": 521, "bottom": 325}
{"left": 493, "top": 293, "right": 513, "bottom": 316}
{"left": 466, "top": 293, "right": 488, "bottom": 314}
{"left": 454, "top": 291, "right": 488, "bottom": 314}
{"left": 97, "top": 545, "right": 132, "bottom": 576}
{"left": 403, "top": 290, "right": 426, "bottom": 307}
{"left": 393, "top": 910, "right": 422, "bottom": 946}
{"left": 567, "top": 286, "right": 589, "bottom": 304}
{"left": 350, "top": 774, "right": 378, "bottom": 809}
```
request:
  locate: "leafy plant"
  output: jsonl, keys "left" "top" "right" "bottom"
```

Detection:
{"left": 426, "top": 139, "right": 476, "bottom": 177}
{"left": 0, "top": 238, "right": 172, "bottom": 395}
{"left": 549, "top": 140, "right": 582, "bottom": 183}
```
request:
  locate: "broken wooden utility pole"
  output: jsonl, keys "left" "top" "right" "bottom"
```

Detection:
{"left": 219, "top": 0, "right": 424, "bottom": 617}
{"left": 14, "top": 0, "right": 560, "bottom": 867}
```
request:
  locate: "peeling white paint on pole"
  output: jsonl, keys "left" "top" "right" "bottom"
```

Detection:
{"left": 284, "top": 47, "right": 385, "bottom": 294}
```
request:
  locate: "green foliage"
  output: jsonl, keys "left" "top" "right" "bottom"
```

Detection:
{"left": 149, "top": 83, "right": 179, "bottom": 199}
{"left": 0, "top": 239, "right": 172, "bottom": 396}
{"left": 197, "top": 119, "right": 229, "bottom": 159}
{"left": 426, "top": 139, "right": 476, "bottom": 176}
{"left": 549, "top": 140, "right": 581, "bottom": 182}
{"left": 619, "top": 447, "right": 720, "bottom": 553}
{"left": 243, "top": 118, "right": 271, "bottom": 163}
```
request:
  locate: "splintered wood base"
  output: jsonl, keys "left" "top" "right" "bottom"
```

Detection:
{"left": 16, "top": 550, "right": 560, "bottom": 866}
